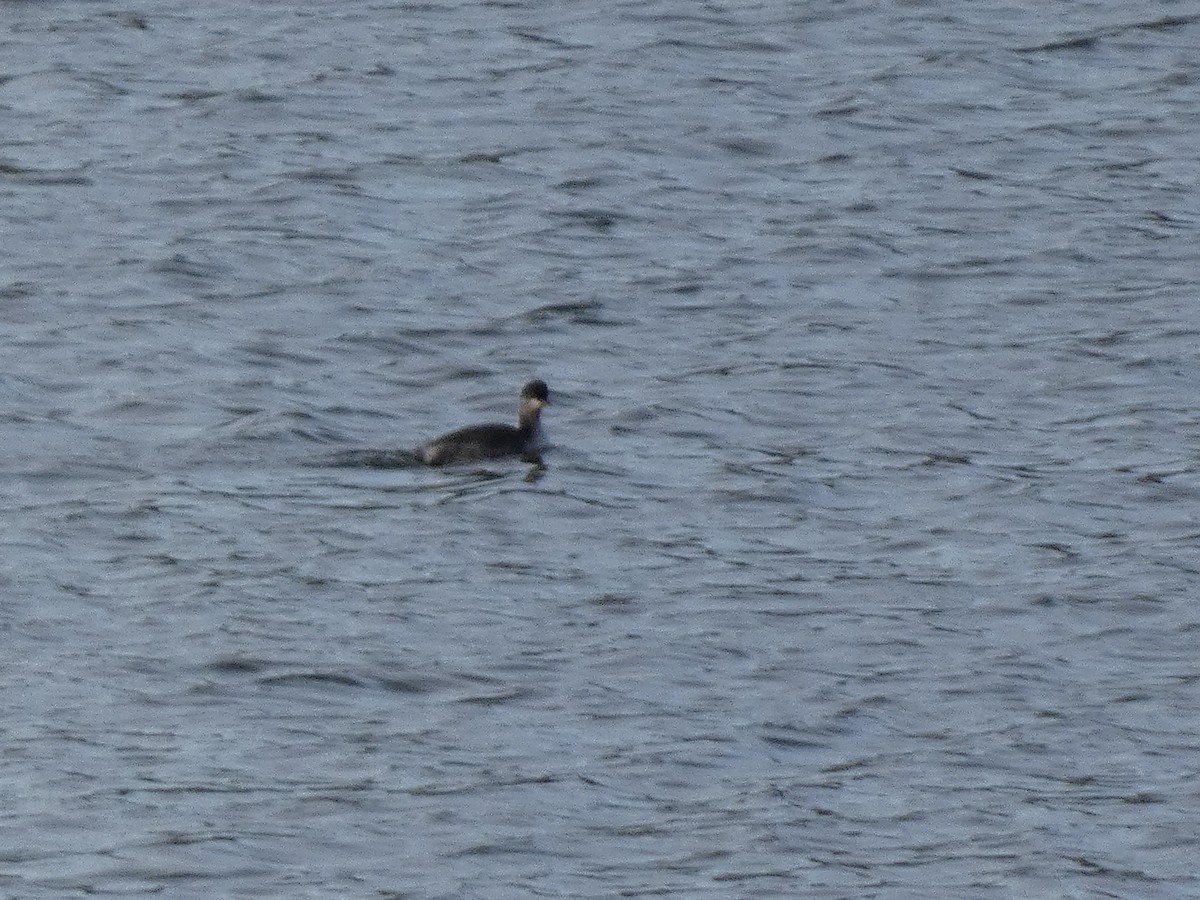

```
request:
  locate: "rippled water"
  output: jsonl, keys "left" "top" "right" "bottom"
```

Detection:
{"left": 4, "top": 1, "right": 1200, "bottom": 897}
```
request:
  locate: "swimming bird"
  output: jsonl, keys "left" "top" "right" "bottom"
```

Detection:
{"left": 418, "top": 379, "right": 550, "bottom": 466}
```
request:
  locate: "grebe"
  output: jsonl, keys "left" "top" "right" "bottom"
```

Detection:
{"left": 418, "top": 379, "right": 549, "bottom": 466}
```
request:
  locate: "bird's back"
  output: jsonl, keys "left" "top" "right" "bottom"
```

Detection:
{"left": 419, "top": 423, "right": 525, "bottom": 466}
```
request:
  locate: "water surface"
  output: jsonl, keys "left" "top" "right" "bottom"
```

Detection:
{"left": 3, "top": 1, "right": 1199, "bottom": 897}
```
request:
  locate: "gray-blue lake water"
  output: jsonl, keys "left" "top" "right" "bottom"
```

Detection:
{"left": 3, "top": 1, "right": 1200, "bottom": 897}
